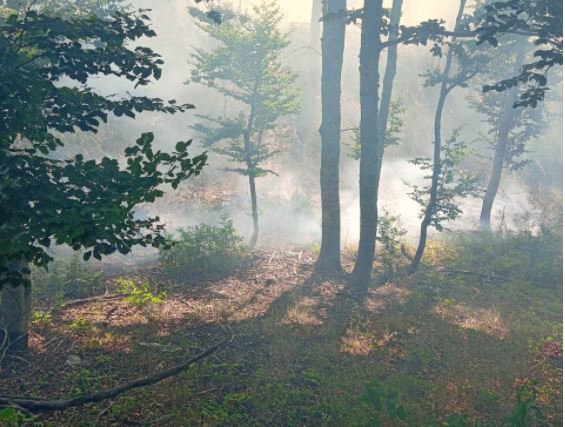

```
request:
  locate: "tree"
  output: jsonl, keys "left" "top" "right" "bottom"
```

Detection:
{"left": 316, "top": 0, "right": 347, "bottom": 274}
{"left": 0, "top": 7, "right": 207, "bottom": 351}
{"left": 4, "top": 0, "right": 127, "bottom": 16}
{"left": 407, "top": 130, "right": 481, "bottom": 245}
{"left": 477, "top": 0, "right": 563, "bottom": 108}
{"left": 376, "top": 0, "right": 403, "bottom": 197}
{"left": 473, "top": 40, "right": 546, "bottom": 228}
{"left": 409, "top": 0, "right": 472, "bottom": 272}
{"left": 350, "top": 0, "right": 383, "bottom": 292}
{"left": 350, "top": 0, "right": 406, "bottom": 291}
{"left": 190, "top": 0, "right": 300, "bottom": 248}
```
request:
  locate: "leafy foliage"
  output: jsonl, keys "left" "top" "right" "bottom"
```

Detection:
{"left": 504, "top": 381, "right": 548, "bottom": 426}
{"left": 189, "top": 0, "right": 300, "bottom": 178}
{"left": 376, "top": 210, "right": 406, "bottom": 279}
{"left": 361, "top": 379, "right": 408, "bottom": 424}
{"left": 0, "top": 7, "right": 207, "bottom": 287}
{"left": 32, "top": 309, "right": 53, "bottom": 327}
{"left": 408, "top": 130, "right": 482, "bottom": 231}
{"left": 468, "top": 38, "right": 547, "bottom": 170}
{"left": 347, "top": 97, "right": 405, "bottom": 160}
{"left": 2, "top": 0, "right": 127, "bottom": 18}
{"left": 115, "top": 277, "right": 165, "bottom": 308}
{"left": 160, "top": 219, "right": 249, "bottom": 278}
{"left": 476, "top": 0, "right": 563, "bottom": 107}
{"left": 0, "top": 407, "right": 31, "bottom": 427}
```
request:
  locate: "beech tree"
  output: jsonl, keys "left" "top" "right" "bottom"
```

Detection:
{"left": 477, "top": 0, "right": 562, "bottom": 108}
{"left": 190, "top": 0, "right": 300, "bottom": 248}
{"left": 410, "top": 0, "right": 468, "bottom": 271}
{"left": 351, "top": 0, "right": 404, "bottom": 291}
{"left": 350, "top": 0, "right": 383, "bottom": 291}
{"left": 316, "top": 0, "right": 347, "bottom": 273}
{"left": 0, "top": 6, "right": 206, "bottom": 351}
{"left": 472, "top": 40, "right": 546, "bottom": 228}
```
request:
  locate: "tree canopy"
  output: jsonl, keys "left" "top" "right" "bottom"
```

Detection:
{"left": 0, "top": 6, "right": 207, "bottom": 286}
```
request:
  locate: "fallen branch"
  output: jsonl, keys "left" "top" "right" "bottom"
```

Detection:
{"left": 0, "top": 329, "right": 234, "bottom": 412}
{"left": 58, "top": 294, "right": 125, "bottom": 309}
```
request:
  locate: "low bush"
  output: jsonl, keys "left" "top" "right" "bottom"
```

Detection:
{"left": 31, "top": 254, "right": 104, "bottom": 302}
{"left": 447, "top": 222, "right": 562, "bottom": 290}
{"left": 376, "top": 209, "right": 407, "bottom": 279}
{"left": 116, "top": 277, "right": 165, "bottom": 308}
{"left": 160, "top": 218, "right": 249, "bottom": 278}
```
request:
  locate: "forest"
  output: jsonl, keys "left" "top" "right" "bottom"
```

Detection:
{"left": 0, "top": 0, "right": 562, "bottom": 425}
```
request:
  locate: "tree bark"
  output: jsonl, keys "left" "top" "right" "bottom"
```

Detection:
{"left": 480, "top": 48, "right": 526, "bottom": 230}
{"left": 244, "top": 77, "right": 261, "bottom": 248}
{"left": 376, "top": 0, "right": 402, "bottom": 194}
{"left": 248, "top": 173, "right": 259, "bottom": 248}
{"left": 410, "top": 0, "right": 466, "bottom": 273}
{"left": 351, "top": 0, "right": 383, "bottom": 292}
{"left": 316, "top": 0, "right": 347, "bottom": 274}
{"left": 0, "top": 262, "right": 31, "bottom": 353}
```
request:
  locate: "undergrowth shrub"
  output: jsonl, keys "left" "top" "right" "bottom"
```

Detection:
{"left": 448, "top": 217, "right": 562, "bottom": 290}
{"left": 160, "top": 218, "right": 249, "bottom": 278}
{"left": 504, "top": 381, "right": 548, "bottom": 427}
{"left": 376, "top": 210, "right": 407, "bottom": 279}
{"left": 31, "top": 254, "right": 103, "bottom": 302}
{"left": 0, "top": 407, "right": 31, "bottom": 427}
{"left": 116, "top": 277, "right": 165, "bottom": 308}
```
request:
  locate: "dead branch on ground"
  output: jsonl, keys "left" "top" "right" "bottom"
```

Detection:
{"left": 0, "top": 329, "right": 234, "bottom": 413}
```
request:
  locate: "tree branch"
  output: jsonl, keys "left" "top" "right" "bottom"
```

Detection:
{"left": 0, "top": 329, "right": 234, "bottom": 412}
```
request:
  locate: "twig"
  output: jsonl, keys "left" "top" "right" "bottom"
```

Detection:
{"left": 266, "top": 251, "right": 276, "bottom": 266}
{"left": 0, "top": 329, "right": 234, "bottom": 412}
{"left": 95, "top": 400, "right": 114, "bottom": 422}
{"left": 58, "top": 294, "right": 125, "bottom": 309}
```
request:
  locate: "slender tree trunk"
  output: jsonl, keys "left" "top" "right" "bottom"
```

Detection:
{"left": 480, "top": 48, "right": 526, "bottom": 230}
{"left": 351, "top": 0, "right": 383, "bottom": 292}
{"left": 243, "top": 128, "right": 259, "bottom": 248}
{"left": 0, "top": 261, "right": 31, "bottom": 353}
{"left": 480, "top": 127, "right": 508, "bottom": 230}
{"left": 316, "top": 0, "right": 346, "bottom": 273}
{"left": 410, "top": 0, "right": 466, "bottom": 273}
{"left": 248, "top": 173, "right": 259, "bottom": 248}
{"left": 244, "top": 77, "right": 261, "bottom": 248}
{"left": 243, "top": 127, "right": 259, "bottom": 248}
{"left": 376, "top": 0, "right": 402, "bottom": 194}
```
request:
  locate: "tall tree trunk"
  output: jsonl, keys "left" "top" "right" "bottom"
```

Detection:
{"left": 410, "top": 0, "right": 466, "bottom": 273}
{"left": 316, "top": 0, "right": 347, "bottom": 273}
{"left": 376, "top": 0, "right": 403, "bottom": 195}
{"left": 302, "top": 0, "right": 323, "bottom": 134}
{"left": 0, "top": 261, "right": 31, "bottom": 353}
{"left": 480, "top": 47, "right": 526, "bottom": 230}
{"left": 351, "top": 0, "right": 383, "bottom": 292}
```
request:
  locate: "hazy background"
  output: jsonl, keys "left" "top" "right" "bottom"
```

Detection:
{"left": 61, "top": 0, "right": 562, "bottom": 256}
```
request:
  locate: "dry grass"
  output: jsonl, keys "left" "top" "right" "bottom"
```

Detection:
{"left": 364, "top": 282, "right": 410, "bottom": 314}
{"left": 434, "top": 302, "right": 508, "bottom": 338}
{"left": 340, "top": 325, "right": 375, "bottom": 356}
{"left": 282, "top": 297, "right": 325, "bottom": 327}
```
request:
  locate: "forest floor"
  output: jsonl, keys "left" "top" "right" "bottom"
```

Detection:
{"left": 0, "top": 240, "right": 562, "bottom": 426}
